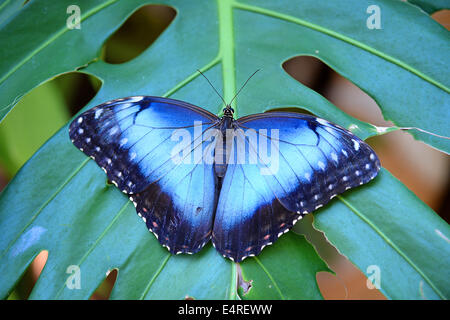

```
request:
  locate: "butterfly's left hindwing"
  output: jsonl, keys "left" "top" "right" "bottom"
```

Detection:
{"left": 69, "top": 96, "right": 220, "bottom": 254}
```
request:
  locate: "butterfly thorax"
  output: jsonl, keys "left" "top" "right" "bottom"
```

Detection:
{"left": 222, "top": 105, "right": 234, "bottom": 119}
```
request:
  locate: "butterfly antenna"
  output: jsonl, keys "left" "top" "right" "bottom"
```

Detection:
{"left": 228, "top": 69, "right": 261, "bottom": 107}
{"left": 197, "top": 69, "right": 227, "bottom": 106}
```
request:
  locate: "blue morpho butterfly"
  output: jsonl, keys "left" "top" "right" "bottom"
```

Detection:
{"left": 69, "top": 73, "right": 380, "bottom": 262}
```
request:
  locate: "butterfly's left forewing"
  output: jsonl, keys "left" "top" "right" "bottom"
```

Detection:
{"left": 69, "top": 96, "right": 221, "bottom": 254}
{"left": 212, "top": 112, "right": 381, "bottom": 262}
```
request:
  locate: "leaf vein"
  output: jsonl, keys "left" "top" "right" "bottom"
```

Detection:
{"left": 233, "top": 2, "right": 449, "bottom": 93}
{"left": 337, "top": 193, "right": 446, "bottom": 299}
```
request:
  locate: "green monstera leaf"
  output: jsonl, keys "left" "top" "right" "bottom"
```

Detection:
{"left": 0, "top": 0, "right": 449, "bottom": 300}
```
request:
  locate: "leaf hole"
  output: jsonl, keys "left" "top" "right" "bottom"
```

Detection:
{"left": 7, "top": 250, "right": 48, "bottom": 300}
{"left": 283, "top": 56, "right": 450, "bottom": 218}
{"left": 0, "top": 72, "right": 101, "bottom": 180}
{"left": 90, "top": 268, "right": 118, "bottom": 300}
{"left": 366, "top": 132, "right": 450, "bottom": 216}
{"left": 283, "top": 55, "right": 386, "bottom": 127}
{"left": 101, "top": 5, "right": 176, "bottom": 64}
{"left": 293, "top": 215, "right": 386, "bottom": 300}
{"left": 431, "top": 10, "right": 450, "bottom": 30}
{"left": 54, "top": 72, "right": 102, "bottom": 117}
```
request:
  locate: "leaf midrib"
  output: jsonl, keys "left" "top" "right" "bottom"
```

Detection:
{"left": 218, "top": 0, "right": 240, "bottom": 300}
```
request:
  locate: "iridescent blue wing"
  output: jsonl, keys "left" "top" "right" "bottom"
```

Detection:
{"left": 212, "top": 112, "right": 381, "bottom": 262}
{"left": 69, "top": 96, "right": 220, "bottom": 254}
